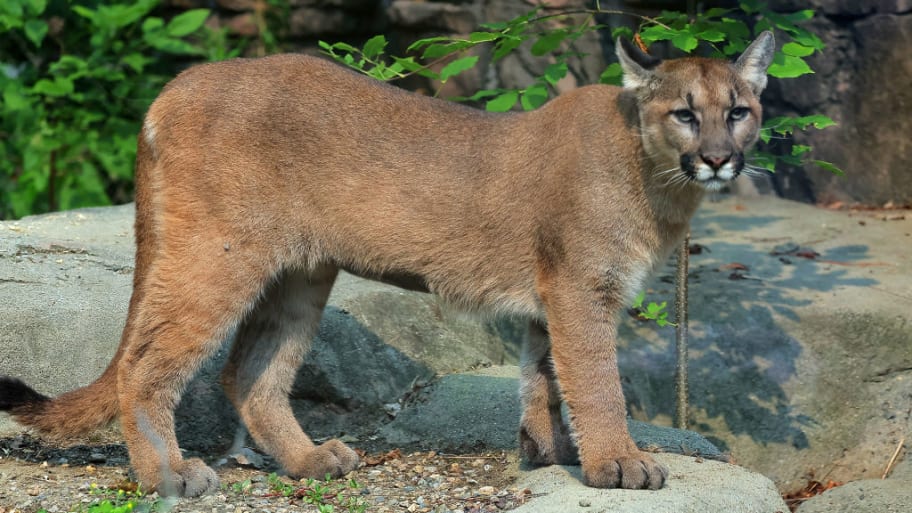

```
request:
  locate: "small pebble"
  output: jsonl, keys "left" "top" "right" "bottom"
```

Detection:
{"left": 579, "top": 498, "right": 592, "bottom": 507}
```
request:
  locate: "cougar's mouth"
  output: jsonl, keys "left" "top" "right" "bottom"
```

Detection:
{"left": 680, "top": 153, "right": 743, "bottom": 190}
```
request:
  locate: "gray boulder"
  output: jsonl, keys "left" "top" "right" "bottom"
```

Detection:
{"left": 380, "top": 366, "right": 724, "bottom": 460}
{"left": 515, "top": 454, "right": 788, "bottom": 513}
{"left": 763, "top": 0, "right": 912, "bottom": 204}
{"left": 618, "top": 195, "right": 912, "bottom": 492}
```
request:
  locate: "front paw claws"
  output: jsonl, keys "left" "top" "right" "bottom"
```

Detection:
{"left": 583, "top": 453, "right": 667, "bottom": 490}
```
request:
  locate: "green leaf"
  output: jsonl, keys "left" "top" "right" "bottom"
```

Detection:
{"left": 141, "top": 17, "right": 164, "bottom": 33}
{"left": 809, "top": 115, "right": 836, "bottom": 130}
{"left": 492, "top": 36, "right": 521, "bottom": 61}
{"left": 361, "top": 35, "right": 387, "bottom": 59}
{"left": 439, "top": 55, "right": 478, "bottom": 82}
{"left": 71, "top": 5, "right": 95, "bottom": 21}
{"left": 791, "top": 144, "right": 811, "bottom": 156}
{"left": 791, "top": 32, "right": 825, "bottom": 51}
{"left": 768, "top": 53, "right": 813, "bottom": 78}
{"left": 599, "top": 62, "right": 623, "bottom": 85}
{"left": 422, "top": 42, "right": 466, "bottom": 60}
{"left": 468, "top": 31, "right": 499, "bottom": 43}
{"left": 331, "top": 41, "right": 358, "bottom": 53}
{"left": 520, "top": 84, "right": 548, "bottom": 110}
{"left": 148, "top": 36, "right": 202, "bottom": 55}
{"left": 24, "top": 19, "right": 47, "bottom": 46}
{"left": 31, "top": 77, "right": 74, "bottom": 97}
{"left": 611, "top": 26, "right": 634, "bottom": 40}
{"left": 786, "top": 9, "right": 815, "bottom": 22}
{"left": 121, "top": 53, "right": 148, "bottom": 73}
{"left": 450, "top": 88, "right": 502, "bottom": 102}
{"left": 782, "top": 42, "right": 815, "bottom": 57}
{"left": 543, "top": 62, "right": 568, "bottom": 86}
{"left": 2, "top": 88, "right": 32, "bottom": 111}
{"left": 479, "top": 20, "right": 508, "bottom": 31}
{"left": 812, "top": 160, "right": 845, "bottom": 176}
{"left": 165, "top": 9, "right": 209, "bottom": 37}
{"left": 697, "top": 29, "right": 726, "bottom": 42}
{"left": 24, "top": 0, "right": 48, "bottom": 15}
{"left": 671, "top": 31, "right": 699, "bottom": 52}
{"left": 407, "top": 35, "right": 452, "bottom": 53}
{"left": 531, "top": 30, "right": 567, "bottom": 56}
{"left": 485, "top": 91, "right": 518, "bottom": 112}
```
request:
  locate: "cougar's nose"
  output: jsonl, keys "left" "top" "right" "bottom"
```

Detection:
{"left": 701, "top": 153, "right": 731, "bottom": 170}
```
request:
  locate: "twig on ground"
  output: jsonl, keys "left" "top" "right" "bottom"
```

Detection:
{"left": 882, "top": 437, "right": 905, "bottom": 479}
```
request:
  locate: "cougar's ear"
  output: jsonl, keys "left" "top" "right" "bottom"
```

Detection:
{"left": 734, "top": 31, "right": 775, "bottom": 95}
{"left": 616, "top": 37, "right": 661, "bottom": 90}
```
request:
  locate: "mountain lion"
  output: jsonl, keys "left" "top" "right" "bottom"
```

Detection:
{"left": 0, "top": 32, "right": 774, "bottom": 496}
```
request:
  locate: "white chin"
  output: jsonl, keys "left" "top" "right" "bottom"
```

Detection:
{"left": 699, "top": 178, "right": 727, "bottom": 191}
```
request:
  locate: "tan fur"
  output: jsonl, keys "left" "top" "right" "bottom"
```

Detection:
{"left": 3, "top": 33, "right": 774, "bottom": 495}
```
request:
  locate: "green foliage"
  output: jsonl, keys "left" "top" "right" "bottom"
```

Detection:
{"left": 37, "top": 482, "right": 161, "bottom": 513}
{"left": 632, "top": 291, "right": 676, "bottom": 328}
{"left": 226, "top": 473, "right": 368, "bottom": 513}
{"left": 0, "top": 0, "right": 240, "bottom": 219}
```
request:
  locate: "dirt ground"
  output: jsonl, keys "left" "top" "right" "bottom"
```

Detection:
{"left": 0, "top": 432, "right": 529, "bottom": 513}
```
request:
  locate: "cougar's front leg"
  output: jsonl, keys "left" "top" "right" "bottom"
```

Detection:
{"left": 537, "top": 267, "right": 667, "bottom": 490}
{"left": 221, "top": 267, "right": 359, "bottom": 480}
{"left": 519, "top": 320, "right": 578, "bottom": 465}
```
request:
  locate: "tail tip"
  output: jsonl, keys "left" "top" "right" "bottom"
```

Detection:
{"left": 0, "top": 376, "right": 50, "bottom": 413}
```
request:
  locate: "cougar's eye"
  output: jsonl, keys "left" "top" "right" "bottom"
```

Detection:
{"left": 729, "top": 106, "right": 750, "bottom": 121}
{"left": 672, "top": 109, "right": 697, "bottom": 124}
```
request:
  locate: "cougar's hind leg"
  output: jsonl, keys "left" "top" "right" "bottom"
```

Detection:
{"left": 220, "top": 266, "right": 359, "bottom": 480}
{"left": 117, "top": 238, "right": 274, "bottom": 497}
{"left": 518, "top": 320, "right": 579, "bottom": 465}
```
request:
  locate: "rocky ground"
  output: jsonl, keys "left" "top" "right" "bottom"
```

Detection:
{"left": 2, "top": 196, "right": 909, "bottom": 513}
{"left": 0, "top": 433, "right": 523, "bottom": 513}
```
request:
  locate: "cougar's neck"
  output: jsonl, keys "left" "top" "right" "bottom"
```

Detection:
{"left": 639, "top": 150, "right": 706, "bottom": 229}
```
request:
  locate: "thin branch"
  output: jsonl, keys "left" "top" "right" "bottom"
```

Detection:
{"left": 674, "top": 232, "right": 690, "bottom": 430}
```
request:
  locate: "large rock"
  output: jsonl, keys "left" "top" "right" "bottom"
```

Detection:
{"left": 618, "top": 195, "right": 912, "bottom": 492}
{"left": 380, "top": 366, "right": 725, "bottom": 460}
{"left": 515, "top": 454, "right": 788, "bottom": 513}
{"left": 0, "top": 204, "right": 521, "bottom": 451}
{"left": 763, "top": 1, "right": 912, "bottom": 204}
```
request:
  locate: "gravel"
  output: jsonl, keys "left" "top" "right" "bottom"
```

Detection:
{"left": 0, "top": 433, "right": 527, "bottom": 513}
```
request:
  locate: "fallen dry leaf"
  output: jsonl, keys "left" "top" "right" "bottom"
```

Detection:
{"left": 783, "top": 479, "right": 842, "bottom": 512}
{"left": 795, "top": 250, "right": 820, "bottom": 259}
{"left": 359, "top": 447, "right": 402, "bottom": 466}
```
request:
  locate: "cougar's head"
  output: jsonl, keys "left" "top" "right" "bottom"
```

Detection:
{"left": 616, "top": 32, "right": 775, "bottom": 191}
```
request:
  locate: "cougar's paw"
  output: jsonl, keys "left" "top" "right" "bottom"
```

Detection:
{"left": 519, "top": 425, "right": 579, "bottom": 466}
{"left": 155, "top": 458, "right": 220, "bottom": 497}
{"left": 582, "top": 451, "right": 667, "bottom": 490}
{"left": 290, "top": 439, "right": 360, "bottom": 480}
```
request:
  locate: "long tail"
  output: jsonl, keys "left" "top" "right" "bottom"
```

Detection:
{"left": 0, "top": 350, "right": 122, "bottom": 438}
{"left": 0, "top": 123, "right": 159, "bottom": 440}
